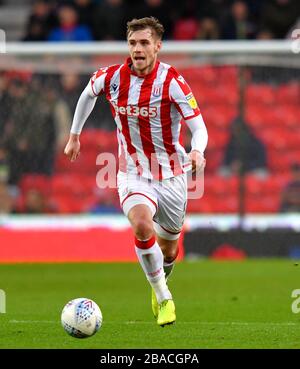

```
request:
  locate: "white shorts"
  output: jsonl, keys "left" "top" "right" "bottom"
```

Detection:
{"left": 117, "top": 171, "right": 187, "bottom": 240}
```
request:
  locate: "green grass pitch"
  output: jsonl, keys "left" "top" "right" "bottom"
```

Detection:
{"left": 0, "top": 259, "right": 300, "bottom": 348}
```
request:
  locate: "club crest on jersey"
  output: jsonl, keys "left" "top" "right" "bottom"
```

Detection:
{"left": 186, "top": 92, "right": 198, "bottom": 109}
{"left": 152, "top": 85, "right": 162, "bottom": 97}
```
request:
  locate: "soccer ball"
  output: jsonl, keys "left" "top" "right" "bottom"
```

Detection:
{"left": 61, "top": 298, "right": 102, "bottom": 338}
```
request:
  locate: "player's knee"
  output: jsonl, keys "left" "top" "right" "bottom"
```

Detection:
{"left": 164, "top": 248, "right": 179, "bottom": 264}
{"left": 132, "top": 219, "right": 154, "bottom": 241}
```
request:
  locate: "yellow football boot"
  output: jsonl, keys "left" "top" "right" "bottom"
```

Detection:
{"left": 157, "top": 299, "right": 176, "bottom": 327}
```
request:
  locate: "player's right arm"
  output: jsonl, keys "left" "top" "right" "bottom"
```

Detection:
{"left": 64, "top": 69, "right": 107, "bottom": 162}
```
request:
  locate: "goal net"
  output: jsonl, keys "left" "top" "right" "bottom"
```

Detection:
{"left": 1, "top": 41, "right": 299, "bottom": 216}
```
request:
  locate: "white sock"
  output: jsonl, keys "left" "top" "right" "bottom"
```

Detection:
{"left": 135, "top": 236, "right": 172, "bottom": 304}
{"left": 151, "top": 276, "right": 172, "bottom": 304}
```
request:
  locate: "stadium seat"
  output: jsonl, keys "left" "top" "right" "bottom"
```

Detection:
{"left": 207, "top": 130, "right": 229, "bottom": 149}
{"left": 172, "top": 18, "right": 199, "bottom": 40}
{"left": 202, "top": 105, "right": 237, "bottom": 129}
{"left": 186, "top": 198, "right": 208, "bottom": 213}
{"left": 196, "top": 86, "right": 213, "bottom": 105}
{"left": 198, "top": 85, "right": 238, "bottom": 106}
{"left": 263, "top": 175, "right": 290, "bottom": 192}
{"left": 246, "top": 84, "right": 276, "bottom": 106}
{"left": 204, "top": 175, "right": 239, "bottom": 197}
{"left": 49, "top": 193, "right": 96, "bottom": 214}
{"left": 245, "top": 193, "right": 280, "bottom": 213}
{"left": 246, "top": 105, "right": 281, "bottom": 129}
{"left": 258, "top": 128, "right": 289, "bottom": 149}
{"left": 80, "top": 129, "right": 118, "bottom": 153}
{"left": 276, "top": 83, "right": 300, "bottom": 105}
{"left": 54, "top": 153, "right": 69, "bottom": 173}
{"left": 212, "top": 195, "right": 239, "bottom": 213}
{"left": 268, "top": 149, "right": 300, "bottom": 172}
{"left": 186, "top": 195, "right": 234, "bottom": 213}
{"left": 49, "top": 195, "right": 76, "bottom": 213}
{"left": 19, "top": 174, "right": 50, "bottom": 195}
{"left": 272, "top": 104, "right": 299, "bottom": 128}
{"left": 196, "top": 65, "right": 219, "bottom": 85}
{"left": 205, "top": 148, "right": 224, "bottom": 173}
{"left": 55, "top": 151, "right": 100, "bottom": 174}
{"left": 51, "top": 174, "right": 96, "bottom": 196}
{"left": 215, "top": 84, "right": 239, "bottom": 106}
{"left": 245, "top": 174, "right": 288, "bottom": 197}
{"left": 218, "top": 66, "right": 238, "bottom": 84}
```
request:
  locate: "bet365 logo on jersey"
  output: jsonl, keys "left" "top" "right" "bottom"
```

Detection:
{"left": 112, "top": 102, "right": 157, "bottom": 118}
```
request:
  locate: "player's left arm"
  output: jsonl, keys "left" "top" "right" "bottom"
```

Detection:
{"left": 185, "top": 115, "right": 207, "bottom": 173}
{"left": 170, "top": 74, "right": 208, "bottom": 173}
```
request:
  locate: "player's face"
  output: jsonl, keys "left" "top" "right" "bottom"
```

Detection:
{"left": 128, "top": 29, "right": 162, "bottom": 76}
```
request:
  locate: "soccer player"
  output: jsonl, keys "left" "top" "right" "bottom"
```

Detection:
{"left": 64, "top": 17, "right": 208, "bottom": 327}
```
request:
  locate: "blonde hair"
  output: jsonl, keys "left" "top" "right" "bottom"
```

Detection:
{"left": 127, "top": 17, "right": 164, "bottom": 40}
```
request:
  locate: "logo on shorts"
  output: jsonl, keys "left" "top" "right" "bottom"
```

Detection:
{"left": 122, "top": 188, "right": 129, "bottom": 197}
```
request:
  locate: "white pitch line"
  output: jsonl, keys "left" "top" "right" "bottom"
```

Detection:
{"left": 125, "top": 321, "right": 298, "bottom": 326}
{"left": 9, "top": 320, "right": 56, "bottom": 324}
{"left": 8, "top": 320, "right": 299, "bottom": 327}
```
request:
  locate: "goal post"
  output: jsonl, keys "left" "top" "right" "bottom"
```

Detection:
{"left": 5, "top": 40, "right": 295, "bottom": 54}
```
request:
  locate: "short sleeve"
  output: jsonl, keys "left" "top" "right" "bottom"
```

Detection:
{"left": 90, "top": 67, "right": 108, "bottom": 96}
{"left": 169, "top": 75, "right": 201, "bottom": 120}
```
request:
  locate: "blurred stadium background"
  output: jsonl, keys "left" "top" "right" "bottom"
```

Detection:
{"left": 0, "top": 0, "right": 300, "bottom": 262}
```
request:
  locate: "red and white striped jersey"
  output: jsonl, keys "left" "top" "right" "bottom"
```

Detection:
{"left": 90, "top": 57, "right": 201, "bottom": 180}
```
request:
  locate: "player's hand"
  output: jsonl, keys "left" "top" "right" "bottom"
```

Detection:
{"left": 189, "top": 150, "right": 206, "bottom": 173}
{"left": 64, "top": 134, "right": 80, "bottom": 162}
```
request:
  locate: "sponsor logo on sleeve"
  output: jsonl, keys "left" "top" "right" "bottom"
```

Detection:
{"left": 186, "top": 92, "right": 198, "bottom": 109}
